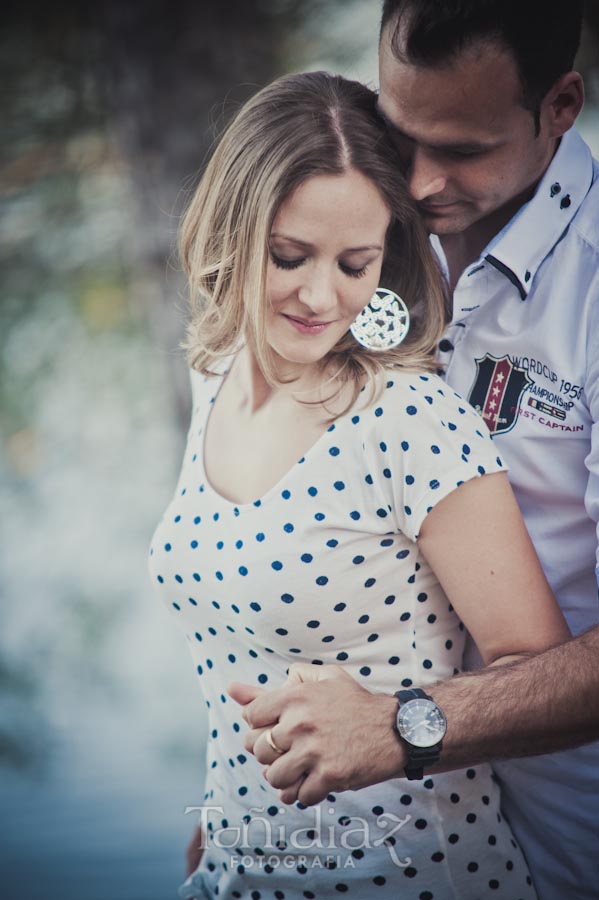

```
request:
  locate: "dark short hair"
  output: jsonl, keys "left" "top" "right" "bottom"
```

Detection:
{"left": 380, "top": 0, "right": 583, "bottom": 126}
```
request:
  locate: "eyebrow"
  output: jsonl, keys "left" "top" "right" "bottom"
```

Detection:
{"left": 375, "top": 101, "right": 498, "bottom": 154}
{"left": 270, "top": 233, "right": 383, "bottom": 253}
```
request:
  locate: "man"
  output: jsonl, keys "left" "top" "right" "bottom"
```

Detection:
{"left": 226, "top": 2, "right": 599, "bottom": 897}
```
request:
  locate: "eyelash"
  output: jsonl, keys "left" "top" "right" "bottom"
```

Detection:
{"left": 270, "top": 253, "right": 368, "bottom": 279}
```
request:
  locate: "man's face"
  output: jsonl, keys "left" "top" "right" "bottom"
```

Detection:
{"left": 378, "top": 30, "right": 556, "bottom": 237}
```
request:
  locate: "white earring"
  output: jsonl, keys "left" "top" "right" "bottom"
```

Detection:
{"left": 350, "top": 288, "right": 410, "bottom": 351}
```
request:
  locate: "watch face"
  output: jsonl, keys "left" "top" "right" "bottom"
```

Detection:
{"left": 397, "top": 699, "right": 447, "bottom": 748}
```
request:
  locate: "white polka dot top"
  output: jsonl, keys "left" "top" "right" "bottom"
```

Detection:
{"left": 149, "top": 363, "right": 537, "bottom": 900}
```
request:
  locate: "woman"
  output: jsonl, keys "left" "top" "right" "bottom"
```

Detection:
{"left": 149, "top": 71, "right": 568, "bottom": 900}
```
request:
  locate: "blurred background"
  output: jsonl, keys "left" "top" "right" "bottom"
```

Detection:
{"left": 1, "top": 2, "right": 597, "bottom": 898}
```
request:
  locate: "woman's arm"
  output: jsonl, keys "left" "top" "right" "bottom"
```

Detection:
{"left": 417, "top": 469, "right": 571, "bottom": 665}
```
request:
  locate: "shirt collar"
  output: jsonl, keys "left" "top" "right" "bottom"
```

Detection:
{"left": 481, "top": 127, "right": 594, "bottom": 299}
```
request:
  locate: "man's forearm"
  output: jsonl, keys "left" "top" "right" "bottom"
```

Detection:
{"left": 426, "top": 625, "right": 599, "bottom": 773}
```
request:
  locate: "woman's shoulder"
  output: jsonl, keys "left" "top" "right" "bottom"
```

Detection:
{"left": 364, "top": 368, "right": 488, "bottom": 434}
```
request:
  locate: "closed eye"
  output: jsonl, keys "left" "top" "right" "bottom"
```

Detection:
{"left": 270, "top": 252, "right": 304, "bottom": 270}
{"left": 340, "top": 262, "right": 368, "bottom": 279}
{"left": 271, "top": 252, "right": 369, "bottom": 279}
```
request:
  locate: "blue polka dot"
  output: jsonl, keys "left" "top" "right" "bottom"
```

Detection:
{"left": 462, "top": 444, "right": 471, "bottom": 455}
{"left": 250, "top": 602, "right": 261, "bottom": 612}
{"left": 193, "top": 573, "right": 201, "bottom": 581}
{"left": 282, "top": 489, "right": 291, "bottom": 500}
{"left": 271, "top": 561, "right": 283, "bottom": 571}
{"left": 235, "top": 539, "right": 243, "bottom": 549}
{"left": 379, "top": 441, "right": 387, "bottom": 452}
{"left": 431, "top": 445, "right": 440, "bottom": 454}
{"left": 316, "top": 576, "right": 329, "bottom": 586}
{"left": 157, "top": 575, "right": 164, "bottom": 584}
{"left": 478, "top": 465, "right": 486, "bottom": 474}
{"left": 351, "top": 415, "right": 360, "bottom": 424}
{"left": 301, "top": 553, "right": 313, "bottom": 563}
{"left": 216, "top": 541, "right": 224, "bottom": 550}
{"left": 365, "top": 474, "right": 374, "bottom": 485}
{"left": 194, "top": 516, "right": 201, "bottom": 524}
{"left": 283, "top": 523, "right": 294, "bottom": 533}
{"left": 401, "top": 440, "right": 409, "bottom": 451}
{"left": 404, "top": 506, "right": 412, "bottom": 515}
{"left": 164, "top": 543, "right": 172, "bottom": 552}
{"left": 424, "top": 396, "right": 433, "bottom": 405}
{"left": 376, "top": 508, "right": 388, "bottom": 518}
{"left": 256, "top": 533, "right": 265, "bottom": 542}
{"left": 308, "top": 486, "right": 318, "bottom": 497}
{"left": 175, "top": 574, "right": 183, "bottom": 583}
{"left": 239, "top": 566, "right": 248, "bottom": 576}
{"left": 216, "top": 571, "right": 223, "bottom": 581}
{"left": 405, "top": 475, "right": 414, "bottom": 485}
{"left": 406, "top": 405, "right": 417, "bottom": 416}
{"left": 334, "top": 481, "right": 345, "bottom": 491}
{"left": 430, "top": 479, "right": 440, "bottom": 490}
{"left": 327, "top": 539, "right": 338, "bottom": 548}
{"left": 383, "top": 468, "right": 391, "bottom": 478}
{"left": 329, "top": 447, "right": 340, "bottom": 457}
{"left": 314, "top": 512, "right": 326, "bottom": 521}
{"left": 334, "top": 602, "right": 346, "bottom": 611}
{"left": 336, "top": 651, "right": 349, "bottom": 661}
{"left": 374, "top": 407, "right": 383, "bottom": 417}
{"left": 281, "top": 593, "right": 294, "bottom": 604}
{"left": 353, "top": 555, "right": 365, "bottom": 565}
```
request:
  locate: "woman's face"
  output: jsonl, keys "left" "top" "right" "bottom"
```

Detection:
{"left": 265, "top": 168, "right": 392, "bottom": 372}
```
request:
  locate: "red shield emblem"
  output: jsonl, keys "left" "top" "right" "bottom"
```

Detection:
{"left": 467, "top": 354, "right": 532, "bottom": 435}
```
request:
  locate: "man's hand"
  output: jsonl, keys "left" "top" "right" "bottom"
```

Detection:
{"left": 227, "top": 664, "right": 406, "bottom": 806}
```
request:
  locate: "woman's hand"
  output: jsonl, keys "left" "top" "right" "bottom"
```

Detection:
{"left": 228, "top": 664, "right": 406, "bottom": 806}
{"left": 185, "top": 823, "right": 204, "bottom": 877}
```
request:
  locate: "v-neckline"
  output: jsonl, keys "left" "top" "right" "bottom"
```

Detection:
{"left": 199, "top": 365, "right": 360, "bottom": 510}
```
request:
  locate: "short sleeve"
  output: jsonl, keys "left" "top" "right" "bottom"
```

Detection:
{"left": 373, "top": 374, "right": 507, "bottom": 542}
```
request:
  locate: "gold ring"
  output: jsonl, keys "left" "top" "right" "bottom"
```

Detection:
{"left": 265, "top": 728, "right": 285, "bottom": 755}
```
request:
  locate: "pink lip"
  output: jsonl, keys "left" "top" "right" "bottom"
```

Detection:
{"left": 283, "top": 314, "right": 333, "bottom": 334}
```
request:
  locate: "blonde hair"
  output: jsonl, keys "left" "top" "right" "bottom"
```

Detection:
{"left": 179, "top": 71, "right": 449, "bottom": 411}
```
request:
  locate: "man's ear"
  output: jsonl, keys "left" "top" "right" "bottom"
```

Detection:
{"left": 541, "top": 71, "right": 585, "bottom": 138}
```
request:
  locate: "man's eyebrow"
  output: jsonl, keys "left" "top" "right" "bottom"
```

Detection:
{"left": 375, "top": 101, "right": 497, "bottom": 153}
{"left": 270, "top": 233, "right": 383, "bottom": 252}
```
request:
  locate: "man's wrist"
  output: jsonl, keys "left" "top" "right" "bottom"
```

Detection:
{"left": 377, "top": 692, "right": 409, "bottom": 777}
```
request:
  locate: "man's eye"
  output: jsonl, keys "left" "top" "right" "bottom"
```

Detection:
{"left": 270, "top": 252, "right": 304, "bottom": 270}
{"left": 340, "top": 263, "right": 368, "bottom": 279}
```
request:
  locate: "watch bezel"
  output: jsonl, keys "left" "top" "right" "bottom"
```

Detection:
{"left": 396, "top": 697, "right": 447, "bottom": 749}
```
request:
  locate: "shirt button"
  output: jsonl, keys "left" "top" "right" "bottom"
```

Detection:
{"left": 439, "top": 339, "right": 454, "bottom": 352}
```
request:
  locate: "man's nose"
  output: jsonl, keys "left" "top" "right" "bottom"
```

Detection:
{"left": 406, "top": 148, "right": 447, "bottom": 202}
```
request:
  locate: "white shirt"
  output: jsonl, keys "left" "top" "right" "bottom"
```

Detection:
{"left": 435, "top": 126, "right": 599, "bottom": 900}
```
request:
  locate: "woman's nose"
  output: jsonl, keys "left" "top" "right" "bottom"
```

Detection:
{"left": 297, "top": 265, "right": 338, "bottom": 315}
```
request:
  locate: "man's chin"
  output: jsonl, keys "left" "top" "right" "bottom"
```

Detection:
{"left": 420, "top": 207, "right": 474, "bottom": 236}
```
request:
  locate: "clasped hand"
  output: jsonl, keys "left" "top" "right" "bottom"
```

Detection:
{"left": 227, "top": 664, "right": 406, "bottom": 807}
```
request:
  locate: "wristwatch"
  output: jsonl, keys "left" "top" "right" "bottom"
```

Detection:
{"left": 394, "top": 688, "right": 447, "bottom": 780}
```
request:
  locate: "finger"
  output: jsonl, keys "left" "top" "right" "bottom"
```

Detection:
{"left": 242, "top": 685, "right": 297, "bottom": 728}
{"left": 296, "top": 770, "right": 331, "bottom": 807}
{"left": 253, "top": 727, "right": 289, "bottom": 765}
{"left": 285, "top": 663, "right": 348, "bottom": 685}
{"left": 243, "top": 726, "right": 270, "bottom": 754}
{"left": 260, "top": 747, "right": 311, "bottom": 790}
{"left": 227, "top": 681, "right": 267, "bottom": 708}
{"left": 277, "top": 774, "right": 306, "bottom": 805}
